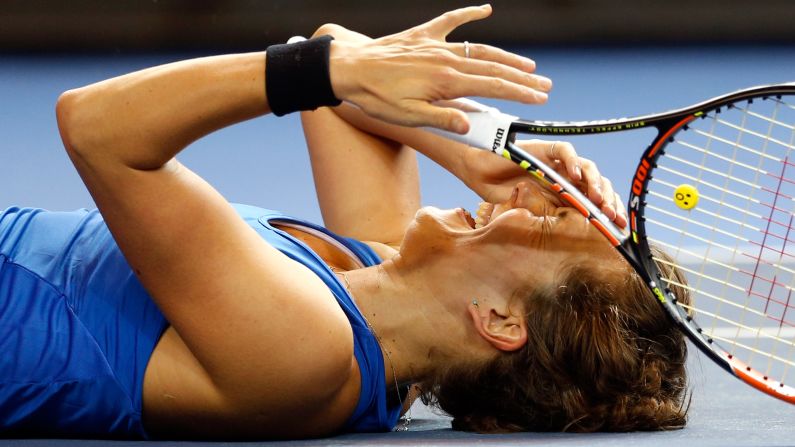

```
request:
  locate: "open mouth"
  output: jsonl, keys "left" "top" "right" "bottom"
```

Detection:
{"left": 458, "top": 208, "right": 477, "bottom": 229}
{"left": 474, "top": 202, "right": 495, "bottom": 228}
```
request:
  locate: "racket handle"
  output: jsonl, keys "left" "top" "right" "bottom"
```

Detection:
{"left": 424, "top": 98, "right": 518, "bottom": 152}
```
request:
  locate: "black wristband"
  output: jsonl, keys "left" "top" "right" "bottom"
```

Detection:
{"left": 265, "top": 35, "right": 342, "bottom": 116}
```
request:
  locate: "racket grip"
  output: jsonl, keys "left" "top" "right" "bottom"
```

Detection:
{"left": 424, "top": 98, "right": 518, "bottom": 152}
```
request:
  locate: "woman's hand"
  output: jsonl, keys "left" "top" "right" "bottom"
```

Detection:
{"left": 461, "top": 140, "right": 628, "bottom": 228}
{"left": 323, "top": 5, "right": 551, "bottom": 134}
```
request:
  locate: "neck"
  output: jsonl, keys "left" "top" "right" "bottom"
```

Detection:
{"left": 338, "top": 256, "right": 476, "bottom": 387}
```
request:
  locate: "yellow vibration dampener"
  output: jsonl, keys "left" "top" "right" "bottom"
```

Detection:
{"left": 673, "top": 184, "right": 699, "bottom": 210}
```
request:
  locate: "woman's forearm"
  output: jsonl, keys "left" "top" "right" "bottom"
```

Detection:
{"left": 57, "top": 52, "right": 267, "bottom": 170}
{"left": 331, "top": 103, "right": 473, "bottom": 187}
{"left": 56, "top": 5, "right": 548, "bottom": 173}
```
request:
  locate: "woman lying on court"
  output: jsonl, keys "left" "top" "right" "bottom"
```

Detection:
{"left": 0, "top": 5, "right": 690, "bottom": 439}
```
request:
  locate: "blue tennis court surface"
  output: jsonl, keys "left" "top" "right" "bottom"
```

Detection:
{"left": 1, "top": 46, "right": 794, "bottom": 445}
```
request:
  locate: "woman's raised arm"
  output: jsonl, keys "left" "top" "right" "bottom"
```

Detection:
{"left": 57, "top": 51, "right": 362, "bottom": 430}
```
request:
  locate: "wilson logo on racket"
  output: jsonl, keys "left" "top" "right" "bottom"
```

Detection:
{"left": 492, "top": 128, "right": 506, "bottom": 151}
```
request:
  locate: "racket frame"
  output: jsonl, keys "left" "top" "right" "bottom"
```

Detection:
{"left": 499, "top": 82, "right": 795, "bottom": 403}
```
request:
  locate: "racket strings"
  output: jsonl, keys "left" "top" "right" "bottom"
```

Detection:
{"left": 705, "top": 117, "right": 795, "bottom": 152}
{"left": 676, "top": 140, "right": 780, "bottom": 179}
{"left": 660, "top": 139, "right": 795, "bottom": 199}
{"left": 652, "top": 178, "right": 765, "bottom": 221}
{"left": 654, "top": 256, "right": 795, "bottom": 324}
{"left": 648, "top": 189, "right": 761, "bottom": 232}
{"left": 715, "top": 98, "right": 790, "bottom": 375}
{"left": 749, "top": 100, "right": 795, "bottom": 377}
{"left": 645, "top": 204, "right": 795, "bottom": 275}
{"left": 665, "top": 287, "right": 795, "bottom": 355}
{"left": 738, "top": 106, "right": 795, "bottom": 132}
{"left": 643, "top": 94, "right": 795, "bottom": 382}
{"left": 650, "top": 177, "right": 795, "bottom": 245}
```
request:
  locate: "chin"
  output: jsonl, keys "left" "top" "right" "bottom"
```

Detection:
{"left": 414, "top": 206, "right": 465, "bottom": 229}
{"left": 399, "top": 207, "right": 463, "bottom": 255}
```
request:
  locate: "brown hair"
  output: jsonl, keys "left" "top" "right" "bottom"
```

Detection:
{"left": 419, "top": 246, "right": 691, "bottom": 432}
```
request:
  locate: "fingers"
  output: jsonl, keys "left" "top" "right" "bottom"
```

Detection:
{"left": 513, "top": 139, "right": 628, "bottom": 228}
{"left": 545, "top": 141, "right": 581, "bottom": 181}
{"left": 453, "top": 41, "right": 537, "bottom": 74}
{"left": 441, "top": 72, "right": 548, "bottom": 105}
{"left": 613, "top": 192, "right": 628, "bottom": 229}
{"left": 338, "top": 5, "right": 550, "bottom": 125}
{"left": 541, "top": 140, "right": 622, "bottom": 225}
{"left": 418, "top": 5, "right": 536, "bottom": 74}
{"left": 517, "top": 140, "right": 581, "bottom": 181}
{"left": 408, "top": 100, "right": 470, "bottom": 134}
{"left": 449, "top": 56, "right": 550, "bottom": 97}
{"left": 421, "top": 4, "right": 493, "bottom": 39}
{"left": 578, "top": 158, "right": 604, "bottom": 205}
{"left": 334, "top": 5, "right": 550, "bottom": 129}
{"left": 598, "top": 176, "right": 617, "bottom": 221}
{"left": 579, "top": 160, "right": 627, "bottom": 228}
{"left": 582, "top": 160, "right": 625, "bottom": 227}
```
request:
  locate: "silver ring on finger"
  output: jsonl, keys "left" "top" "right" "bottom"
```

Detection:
{"left": 464, "top": 41, "right": 470, "bottom": 59}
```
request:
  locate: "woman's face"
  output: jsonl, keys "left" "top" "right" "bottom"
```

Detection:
{"left": 399, "top": 181, "right": 623, "bottom": 288}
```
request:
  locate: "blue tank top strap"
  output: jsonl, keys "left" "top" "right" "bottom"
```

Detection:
{"left": 233, "top": 204, "right": 402, "bottom": 432}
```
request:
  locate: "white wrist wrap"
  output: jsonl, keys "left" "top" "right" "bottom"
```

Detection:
{"left": 425, "top": 98, "right": 518, "bottom": 152}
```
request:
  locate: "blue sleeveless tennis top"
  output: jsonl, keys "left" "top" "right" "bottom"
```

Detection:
{"left": 0, "top": 204, "right": 401, "bottom": 438}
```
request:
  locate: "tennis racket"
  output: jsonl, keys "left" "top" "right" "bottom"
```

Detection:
{"left": 429, "top": 83, "right": 795, "bottom": 405}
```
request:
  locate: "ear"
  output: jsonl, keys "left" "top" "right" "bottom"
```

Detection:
{"left": 467, "top": 301, "right": 528, "bottom": 352}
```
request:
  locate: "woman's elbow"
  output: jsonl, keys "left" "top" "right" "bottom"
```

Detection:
{"left": 55, "top": 88, "right": 86, "bottom": 156}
